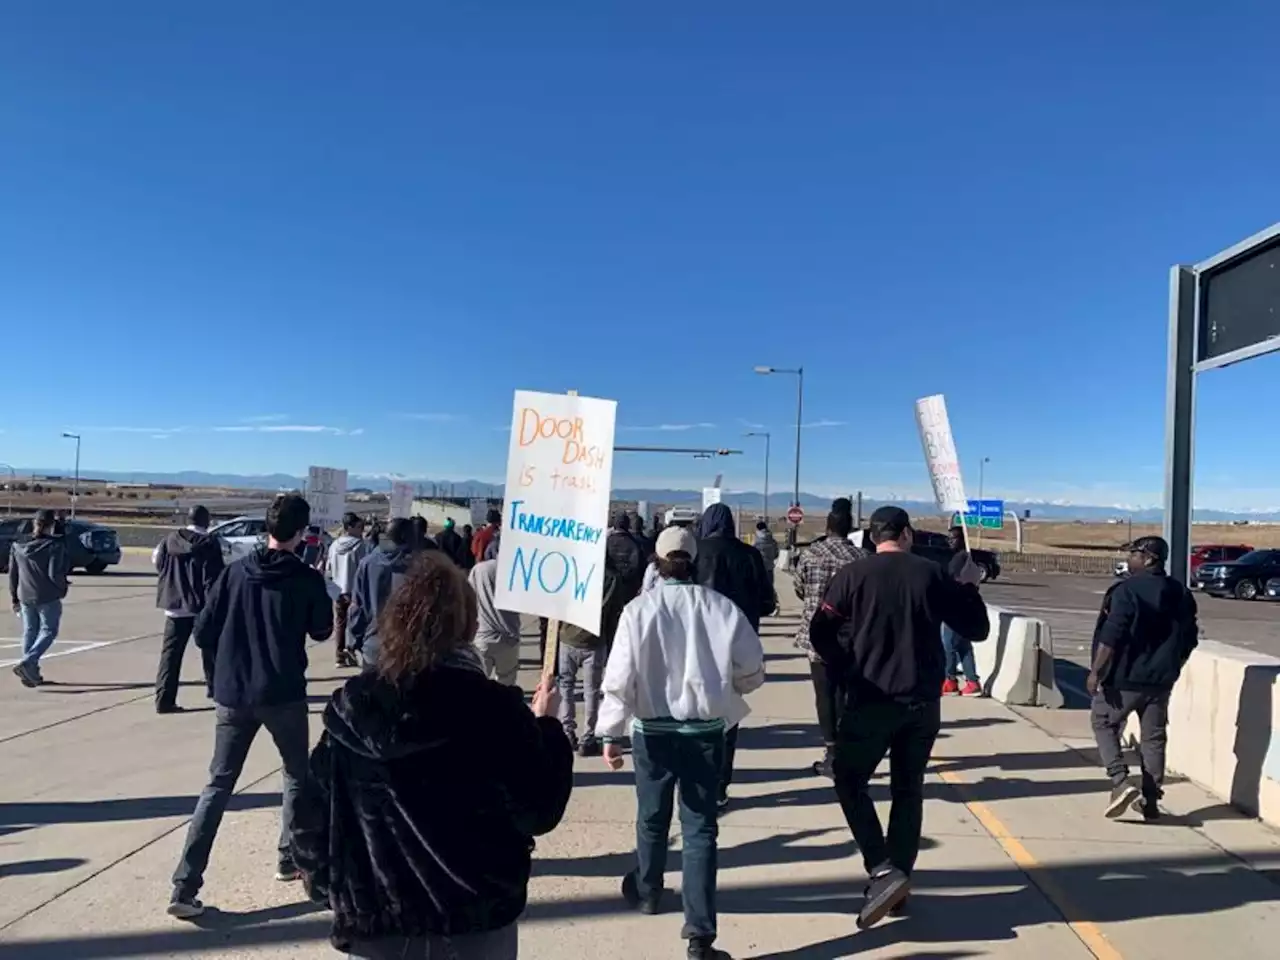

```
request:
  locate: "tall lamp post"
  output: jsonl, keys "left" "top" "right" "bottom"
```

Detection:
{"left": 744, "top": 431, "right": 771, "bottom": 523}
{"left": 0, "top": 462, "right": 14, "bottom": 516}
{"left": 62, "top": 432, "right": 81, "bottom": 519}
{"left": 977, "top": 456, "right": 991, "bottom": 546}
{"left": 753, "top": 365, "right": 804, "bottom": 546}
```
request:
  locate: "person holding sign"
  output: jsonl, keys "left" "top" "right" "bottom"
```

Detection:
{"left": 596, "top": 526, "right": 765, "bottom": 960}
{"left": 808, "top": 506, "right": 987, "bottom": 931}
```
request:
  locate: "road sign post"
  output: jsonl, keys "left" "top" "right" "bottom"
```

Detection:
{"left": 786, "top": 505, "right": 804, "bottom": 525}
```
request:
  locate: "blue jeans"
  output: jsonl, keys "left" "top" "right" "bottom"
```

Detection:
{"left": 632, "top": 727, "right": 723, "bottom": 941}
{"left": 21, "top": 600, "right": 63, "bottom": 671}
{"left": 941, "top": 625, "right": 979, "bottom": 683}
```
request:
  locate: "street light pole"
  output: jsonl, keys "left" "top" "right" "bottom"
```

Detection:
{"left": 753, "top": 365, "right": 805, "bottom": 547}
{"left": 0, "top": 462, "right": 14, "bottom": 516}
{"left": 977, "top": 456, "right": 990, "bottom": 546}
{"left": 62, "top": 433, "right": 82, "bottom": 519}
{"left": 744, "top": 431, "right": 771, "bottom": 523}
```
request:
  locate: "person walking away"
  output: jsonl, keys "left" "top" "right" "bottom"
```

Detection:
{"left": 1088, "top": 536, "right": 1198, "bottom": 822}
{"left": 597, "top": 526, "right": 765, "bottom": 960}
{"left": 153, "top": 505, "right": 224, "bottom": 712}
{"left": 793, "top": 509, "right": 865, "bottom": 778}
{"left": 941, "top": 525, "right": 984, "bottom": 696}
{"left": 752, "top": 521, "right": 779, "bottom": 576}
{"left": 693, "top": 502, "right": 776, "bottom": 811}
{"left": 436, "top": 517, "right": 469, "bottom": 567}
{"left": 471, "top": 510, "right": 501, "bottom": 565}
{"left": 291, "top": 554, "right": 573, "bottom": 960}
{"left": 168, "top": 494, "right": 333, "bottom": 919}
{"left": 809, "top": 506, "right": 987, "bottom": 930}
{"left": 468, "top": 543, "right": 522, "bottom": 685}
{"left": 9, "top": 509, "right": 71, "bottom": 688}
{"left": 410, "top": 515, "right": 439, "bottom": 552}
{"left": 327, "top": 513, "right": 371, "bottom": 669}
{"left": 365, "top": 518, "right": 382, "bottom": 549}
{"left": 349, "top": 518, "right": 415, "bottom": 670}
{"left": 460, "top": 524, "right": 475, "bottom": 567}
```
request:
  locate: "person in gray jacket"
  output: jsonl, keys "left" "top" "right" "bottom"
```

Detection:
{"left": 9, "top": 509, "right": 71, "bottom": 687}
{"left": 753, "top": 521, "right": 780, "bottom": 575}
{"left": 468, "top": 543, "right": 522, "bottom": 686}
{"left": 349, "top": 518, "right": 415, "bottom": 670}
{"left": 326, "top": 513, "right": 371, "bottom": 668}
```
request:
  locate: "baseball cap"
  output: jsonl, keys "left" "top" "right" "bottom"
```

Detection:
{"left": 1124, "top": 536, "right": 1169, "bottom": 563}
{"left": 655, "top": 526, "right": 698, "bottom": 560}
{"left": 868, "top": 505, "right": 912, "bottom": 544}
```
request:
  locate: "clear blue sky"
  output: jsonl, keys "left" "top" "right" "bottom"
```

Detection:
{"left": 3, "top": 2, "right": 1279, "bottom": 509}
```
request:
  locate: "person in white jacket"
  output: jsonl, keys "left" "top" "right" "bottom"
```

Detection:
{"left": 596, "top": 526, "right": 765, "bottom": 960}
{"left": 325, "top": 513, "right": 371, "bottom": 668}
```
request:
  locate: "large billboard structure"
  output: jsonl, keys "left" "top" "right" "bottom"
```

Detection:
{"left": 1166, "top": 223, "right": 1280, "bottom": 583}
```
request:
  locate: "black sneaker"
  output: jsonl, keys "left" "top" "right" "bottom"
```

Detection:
{"left": 1132, "top": 797, "right": 1160, "bottom": 822}
{"left": 857, "top": 864, "right": 911, "bottom": 930}
{"left": 166, "top": 894, "right": 206, "bottom": 920}
{"left": 1105, "top": 781, "right": 1141, "bottom": 819}
{"left": 621, "top": 870, "right": 662, "bottom": 915}
{"left": 156, "top": 704, "right": 186, "bottom": 715}
{"left": 580, "top": 736, "right": 603, "bottom": 758}
{"left": 811, "top": 747, "right": 835, "bottom": 779}
{"left": 889, "top": 894, "right": 910, "bottom": 917}
{"left": 12, "top": 664, "right": 38, "bottom": 689}
{"left": 276, "top": 859, "right": 302, "bottom": 882}
{"left": 565, "top": 732, "right": 580, "bottom": 753}
{"left": 688, "top": 936, "right": 733, "bottom": 960}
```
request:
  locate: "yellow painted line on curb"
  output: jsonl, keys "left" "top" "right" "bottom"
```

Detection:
{"left": 937, "top": 769, "right": 1125, "bottom": 960}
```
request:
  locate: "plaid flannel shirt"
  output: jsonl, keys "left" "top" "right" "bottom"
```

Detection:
{"left": 793, "top": 535, "right": 866, "bottom": 658}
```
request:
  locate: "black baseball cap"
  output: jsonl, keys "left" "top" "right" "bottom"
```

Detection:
{"left": 869, "top": 505, "right": 912, "bottom": 544}
{"left": 1124, "top": 536, "right": 1169, "bottom": 563}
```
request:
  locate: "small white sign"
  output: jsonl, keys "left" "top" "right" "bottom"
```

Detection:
{"left": 494, "top": 390, "right": 617, "bottom": 635}
{"left": 913, "top": 395, "right": 967, "bottom": 513}
{"left": 470, "top": 497, "right": 489, "bottom": 528}
{"left": 307, "top": 466, "right": 348, "bottom": 530}
{"left": 389, "top": 481, "right": 415, "bottom": 519}
{"left": 702, "top": 487, "right": 722, "bottom": 511}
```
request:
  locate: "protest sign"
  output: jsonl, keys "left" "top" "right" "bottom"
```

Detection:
{"left": 389, "top": 481, "right": 414, "bottom": 519}
{"left": 470, "top": 497, "right": 488, "bottom": 527}
{"left": 307, "top": 466, "right": 348, "bottom": 530}
{"left": 701, "top": 487, "right": 722, "bottom": 511}
{"left": 913, "top": 395, "right": 967, "bottom": 513}
{"left": 494, "top": 390, "right": 617, "bottom": 636}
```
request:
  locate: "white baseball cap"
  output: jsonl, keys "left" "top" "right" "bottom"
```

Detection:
{"left": 655, "top": 526, "right": 697, "bottom": 560}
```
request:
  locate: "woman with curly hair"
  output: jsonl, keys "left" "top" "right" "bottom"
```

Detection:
{"left": 292, "top": 552, "right": 573, "bottom": 959}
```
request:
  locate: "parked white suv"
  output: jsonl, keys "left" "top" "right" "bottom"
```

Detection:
{"left": 210, "top": 516, "right": 267, "bottom": 563}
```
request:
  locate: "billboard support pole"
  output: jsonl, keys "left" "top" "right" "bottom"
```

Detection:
{"left": 1164, "top": 266, "right": 1198, "bottom": 585}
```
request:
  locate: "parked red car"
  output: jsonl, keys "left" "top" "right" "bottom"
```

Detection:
{"left": 1190, "top": 544, "right": 1254, "bottom": 578}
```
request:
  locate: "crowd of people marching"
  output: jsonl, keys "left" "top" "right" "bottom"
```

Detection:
{"left": 5, "top": 489, "right": 1199, "bottom": 959}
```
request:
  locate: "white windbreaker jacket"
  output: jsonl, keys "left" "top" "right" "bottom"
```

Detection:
{"left": 595, "top": 580, "right": 766, "bottom": 740}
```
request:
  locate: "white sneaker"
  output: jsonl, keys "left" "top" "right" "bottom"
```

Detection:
{"left": 167, "top": 896, "right": 205, "bottom": 920}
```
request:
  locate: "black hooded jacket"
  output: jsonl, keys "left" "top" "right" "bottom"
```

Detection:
{"left": 194, "top": 548, "right": 333, "bottom": 708}
{"left": 155, "top": 528, "right": 224, "bottom": 617}
{"left": 435, "top": 526, "right": 470, "bottom": 568}
{"left": 291, "top": 664, "right": 574, "bottom": 948}
{"left": 694, "top": 503, "right": 776, "bottom": 630}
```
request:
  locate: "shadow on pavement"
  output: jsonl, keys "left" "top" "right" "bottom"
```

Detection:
{"left": 4, "top": 849, "right": 1277, "bottom": 959}
{"left": 0, "top": 792, "right": 281, "bottom": 830}
{"left": 0, "top": 857, "right": 86, "bottom": 878}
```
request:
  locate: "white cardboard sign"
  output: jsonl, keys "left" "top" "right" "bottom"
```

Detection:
{"left": 389, "top": 481, "right": 415, "bottom": 520}
{"left": 307, "top": 466, "right": 348, "bottom": 530}
{"left": 913, "top": 395, "right": 967, "bottom": 513}
{"left": 702, "top": 487, "right": 722, "bottom": 512}
{"left": 494, "top": 390, "right": 617, "bottom": 635}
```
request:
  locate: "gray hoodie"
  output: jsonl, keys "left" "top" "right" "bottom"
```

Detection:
{"left": 326, "top": 534, "right": 372, "bottom": 597}
{"left": 468, "top": 558, "right": 522, "bottom": 647}
{"left": 9, "top": 536, "right": 71, "bottom": 606}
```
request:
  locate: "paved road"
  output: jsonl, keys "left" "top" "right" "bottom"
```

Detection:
{"left": 1, "top": 558, "right": 1278, "bottom": 958}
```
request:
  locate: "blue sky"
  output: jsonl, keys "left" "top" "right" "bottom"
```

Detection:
{"left": 3, "top": 2, "right": 1280, "bottom": 509}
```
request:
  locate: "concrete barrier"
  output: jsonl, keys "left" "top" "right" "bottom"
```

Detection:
{"left": 1124, "top": 640, "right": 1280, "bottom": 827}
{"left": 972, "top": 605, "right": 1064, "bottom": 708}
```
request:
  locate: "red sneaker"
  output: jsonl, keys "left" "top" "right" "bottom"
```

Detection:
{"left": 941, "top": 678, "right": 960, "bottom": 696}
{"left": 960, "top": 680, "right": 983, "bottom": 696}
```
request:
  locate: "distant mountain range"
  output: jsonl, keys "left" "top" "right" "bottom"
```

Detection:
{"left": 17, "top": 467, "right": 1280, "bottom": 523}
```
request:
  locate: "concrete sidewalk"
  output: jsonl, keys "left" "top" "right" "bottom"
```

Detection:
{"left": 1, "top": 566, "right": 1278, "bottom": 958}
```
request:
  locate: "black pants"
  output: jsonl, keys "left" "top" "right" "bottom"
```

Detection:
{"left": 633, "top": 728, "right": 722, "bottom": 941}
{"left": 156, "top": 617, "right": 212, "bottom": 709}
{"left": 1091, "top": 687, "right": 1170, "bottom": 800}
{"left": 832, "top": 697, "right": 941, "bottom": 876}
{"left": 810, "top": 660, "right": 845, "bottom": 746}
{"left": 171, "top": 701, "right": 310, "bottom": 897}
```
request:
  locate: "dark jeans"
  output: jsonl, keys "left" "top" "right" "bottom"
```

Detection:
{"left": 810, "top": 660, "right": 845, "bottom": 745}
{"left": 172, "top": 701, "right": 310, "bottom": 897}
{"left": 346, "top": 925, "right": 517, "bottom": 959}
{"left": 334, "top": 594, "right": 351, "bottom": 657}
{"left": 832, "top": 697, "right": 941, "bottom": 877}
{"left": 155, "top": 617, "right": 214, "bottom": 708}
{"left": 719, "top": 725, "right": 738, "bottom": 802}
{"left": 633, "top": 727, "right": 723, "bottom": 940}
{"left": 941, "top": 626, "right": 979, "bottom": 683}
{"left": 1091, "top": 687, "right": 1170, "bottom": 800}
